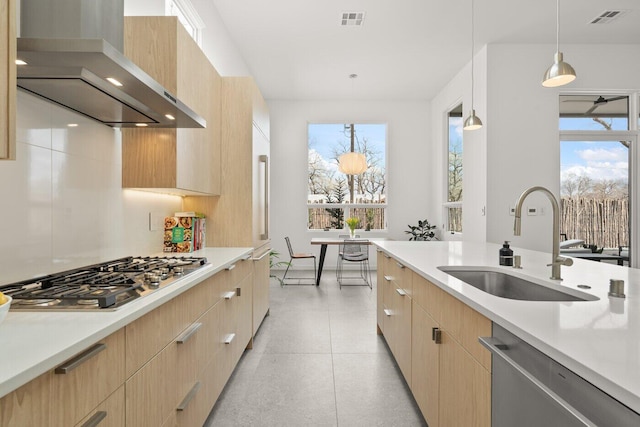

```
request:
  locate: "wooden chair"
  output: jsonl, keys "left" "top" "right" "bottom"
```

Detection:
{"left": 337, "top": 239, "right": 372, "bottom": 289}
{"left": 282, "top": 237, "right": 317, "bottom": 285}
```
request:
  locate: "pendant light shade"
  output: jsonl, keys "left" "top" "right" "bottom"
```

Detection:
{"left": 463, "top": 109, "right": 483, "bottom": 131}
{"left": 464, "top": 0, "right": 482, "bottom": 131}
{"left": 338, "top": 152, "right": 367, "bottom": 175}
{"left": 542, "top": 0, "right": 576, "bottom": 87}
{"left": 542, "top": 52, "right": 576, "bottom": 87}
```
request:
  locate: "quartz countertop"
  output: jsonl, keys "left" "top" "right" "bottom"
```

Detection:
{"left": 0, "top": 247, "right": 253, "bottom": 399}
{"left": 373, "top": 240, "right": 640, "bottom": 414}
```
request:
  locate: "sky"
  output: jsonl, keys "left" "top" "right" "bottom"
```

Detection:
{"left": 308, "top": 123, "right": 387, "bottom": 173}
{"left": 559, "top": 117, "right": 630, "bottom": 183}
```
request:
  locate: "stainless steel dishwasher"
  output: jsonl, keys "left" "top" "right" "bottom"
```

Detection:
{"left": 480, "top": 324, "right": 640, "bottom": 427}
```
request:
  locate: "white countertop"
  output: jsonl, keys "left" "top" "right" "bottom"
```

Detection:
{"left": 374, "top": 240, "right": 640, "bottom": 414}
{"left": 0, "top": 247, "right": 253, "bottom": 399}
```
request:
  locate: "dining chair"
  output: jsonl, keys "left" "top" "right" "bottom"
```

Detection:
{"left": 336, "top": 234, "right": 359, "bottom": 278}
{"left": 282, "top": 237, "right": 317, "bottom": 285}
{"left": 337, "top": 239, "right": 372, "bottom": 289}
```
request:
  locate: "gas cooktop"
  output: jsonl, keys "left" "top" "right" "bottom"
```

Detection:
{"left": 0, "top": 256, "right": 208, "bottom": 311}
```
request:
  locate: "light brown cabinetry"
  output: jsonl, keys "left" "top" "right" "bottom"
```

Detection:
{"left": 1, "top": 259, "right": 255, "bottom": 427}
{"left": 411, "top": 272, "right": 491, "bottom": 427}
{"left": 122, "top": 16, "right": 221, "bottom": 195}
{"left": 378, "top": 253, "right": 413, "bottom": 384}
{"left": 377, "top": 253, "right": 492, "bottom": 427}
{"left": 0, "top": 329, "right": 125, "bottom": 427}
{"left": 0, "top": 0, "right": 16, "bottom": 160}
{"left": 183, "top": 76, "right": 271, "bottom": 340}
{"left": 125, "top": 260, "right": 253, "bottom": 427}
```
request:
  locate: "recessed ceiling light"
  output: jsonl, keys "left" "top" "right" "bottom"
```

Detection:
{"left": 135, "top": 123, "right": 148, "bottom": 127}
{"left": 165, "top": 114, "right": 175, "bottom": 120}
{"left": 15, "top": 59, "right": 27, "bottom": 65}
{"left": 341, "top": 11, "right": 365, "bottom": 26}
{"left": 106, "top": 77, "right": 123, "bottom": 87}
{"left": 67, "top": 123, "right": 78, "bottom": 127}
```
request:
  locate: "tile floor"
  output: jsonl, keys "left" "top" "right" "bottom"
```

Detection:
{"left": 204, "top": 271, "right": 426, "bottom": 426}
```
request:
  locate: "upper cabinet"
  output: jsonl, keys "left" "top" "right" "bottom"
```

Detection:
{"left": 1, "top": 0, "right": 16, "bottom": 160}
{"left": 121, "top": 17, "right": 220, "bottom": 196}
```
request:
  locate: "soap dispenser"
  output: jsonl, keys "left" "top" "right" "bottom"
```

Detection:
{"left": 499, "top": 241, "right": 513, "bottom": 266}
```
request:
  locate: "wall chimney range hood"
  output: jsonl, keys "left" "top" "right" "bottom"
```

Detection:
{"left": 17, "top": 0, "right": 205, "bottom": 128}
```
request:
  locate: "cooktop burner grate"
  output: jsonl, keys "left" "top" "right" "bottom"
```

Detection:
{"left": 1, "top": 255, "right": 208, "bottom": 310}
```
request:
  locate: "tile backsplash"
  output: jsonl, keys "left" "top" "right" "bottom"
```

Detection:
{"left": 0, "top": 91, "right": 182, "bottom": 283}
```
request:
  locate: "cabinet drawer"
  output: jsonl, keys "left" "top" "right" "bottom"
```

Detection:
{"left": 439, "top": 290, "right": 492, "bottom": 371}
{"left": 226, "top": 256, "right": 252, "bottom": 285}
{"left": 0, "top": 371, "right": 50, "bottom": 427}
{"left": 389, "top": 257, "right": 413, "bottom": 296}
{"left": 126, "top": 273, "right": 221, "bottom": 377}
{"left": 412, "top": 273, "right": 445, "bottom": 321}
{"left": 74, "top": 386, "right": 125, "bottom": 427}
{"left": 125, "top": 341, "right": 179, "bottom": 427}
{"left": 51, "top": 329, "right": 125, "bottom": 427}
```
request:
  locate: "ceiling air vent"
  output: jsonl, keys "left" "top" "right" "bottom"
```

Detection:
{"left": 589, "top": 10, "right": 628, "bottom": 24}
{"left": 341, "top": 12, "right": 365, "bottom": 26}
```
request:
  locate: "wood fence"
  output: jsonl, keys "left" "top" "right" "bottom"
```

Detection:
{"left": 561, "top": 197, "right": 629, "bottom": 248}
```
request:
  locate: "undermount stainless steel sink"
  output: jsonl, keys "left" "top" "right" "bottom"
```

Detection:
{"left": 438, "top": 267, "right": 598, "bottom": 302}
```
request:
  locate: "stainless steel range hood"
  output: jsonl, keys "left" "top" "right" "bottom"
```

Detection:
{"left": 16, "top": 0, "right": 205, "bottom": 128}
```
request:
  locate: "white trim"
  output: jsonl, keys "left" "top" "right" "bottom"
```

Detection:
{"left": 165, "top": 0, "right": 205, "bottom": 46}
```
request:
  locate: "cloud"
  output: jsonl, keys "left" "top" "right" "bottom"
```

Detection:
{"left": 579, "top": 147, "right": 627, "bottom": 163}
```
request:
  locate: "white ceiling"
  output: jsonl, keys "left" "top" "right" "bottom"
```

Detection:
{"left": 211, "top": 0, "right": 640, "bottom": 101}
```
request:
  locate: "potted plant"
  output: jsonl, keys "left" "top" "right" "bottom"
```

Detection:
{"left": 405, "top": 219, "right": 437, "bottom": 241}
{"left": 346, "top": 216, "right": 360, "bottom": 238}
{"left": 269, "top": 250, "right": 290, "bottom": 286}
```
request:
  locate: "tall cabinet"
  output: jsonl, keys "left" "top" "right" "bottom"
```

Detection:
{"left": 1, "top": 0, "right": 15, "bottom": 160}
{"left": 184, "top": 76, "right": 271, "bottom": 338}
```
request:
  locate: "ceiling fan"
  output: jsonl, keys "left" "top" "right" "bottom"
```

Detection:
{"left": 562, "top": 95, "right": 627, "bottom": 115}
{"left": 583, "top": 95, "right": 626, "bottom": 115}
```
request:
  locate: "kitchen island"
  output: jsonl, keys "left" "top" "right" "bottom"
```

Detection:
{"left": 374, "top": 240, "right": 640, "bottom": 417}
{"left": 0, "top": 247, "right": 255, "bottom": 426}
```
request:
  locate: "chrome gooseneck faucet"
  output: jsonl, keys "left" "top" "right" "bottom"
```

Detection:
{"left": 513, "top": 186, "right": 573, "bottom": 280}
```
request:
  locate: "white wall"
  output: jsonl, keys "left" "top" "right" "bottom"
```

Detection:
{"left": 430, "top": 43, "right": 640, "bottom": 254}
{"left": 485, "top": 44, "right": 640, "bottom": 252}
{"left": 0, "top": 92, "right": 182, "bottom": 284}
{"left": 268, "top": 100, "right": 431, "bottom": 269}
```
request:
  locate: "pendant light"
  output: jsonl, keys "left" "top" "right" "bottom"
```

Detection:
{"left": 542, "top": 0, "right": 576, "bottom": 87}
{"left": 339, "top": 75, "right": 367, "bottom": 175}
{"left": 463, "top": 0, "right": 483, "bottom": 131}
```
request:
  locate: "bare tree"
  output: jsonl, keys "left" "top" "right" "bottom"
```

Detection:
{"left": 448, "top": 139, "right": 463, "bottom": 202}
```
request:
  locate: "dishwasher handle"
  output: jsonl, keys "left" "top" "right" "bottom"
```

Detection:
{"left": 479, "top": 336, "right": 596, "bottom": 427}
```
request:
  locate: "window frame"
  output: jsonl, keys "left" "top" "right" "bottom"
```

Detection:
{"left": 306, "top": 122, "right": 388, "bottom": 232}
{"left": 165, "top": 0, "right": 205, "bottom": 47}
{"left": 559, "top": 90, "right": 639, "bottom": 267}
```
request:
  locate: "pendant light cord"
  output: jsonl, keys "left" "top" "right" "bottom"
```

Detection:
{"left": 556, "top": 0, "right": 560, "bottom": 52}
{"left": 470, "top": 0, "right": 475, "bottom": 108}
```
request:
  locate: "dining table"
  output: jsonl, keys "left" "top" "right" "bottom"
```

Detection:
{"left": 310, "top": 237, "right": 387, "bottom": 286}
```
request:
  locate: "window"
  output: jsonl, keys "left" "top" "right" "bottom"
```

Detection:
{"left": 444, "top": 104, "right": 463, "bottom": 233}
{"left": 559, "top": 94, "right": 634, "bottom": 260}
{"left": 307, "top": 123, "right": 387, "bottom": 231}
{"left": 166, "top": 0, "right": 205, "bottom": 46}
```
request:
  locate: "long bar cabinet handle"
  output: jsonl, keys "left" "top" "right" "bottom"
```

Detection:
{"left": 223, "top": 291, "right": 236, "bottom": 300}
{"left": 384, "top": 309, "right": 392, "bottom": 317}
{"left": 383, "top": 275, "right": 393, "bottom": 282}
{"left": 396, "top": 288, "right": 407, "bottom": 296}
{"left": 225, "top": 264, "right": 236, "bottom": 271}
{"left": 81, "top": 411, "right": 107, "bottom": 427}
{"left": 54, "top": 343, "right": 106, "bottom": 374}
{"left": 176, "top": 323, "right": 203, "bottom": 344}
{"left": 253, "top": 250, "right": 270, "bottom": 261}
{"left": 177, "top": 382, "right": 202, "bottom": 411}
{"left": 224, "top": 333, "right": 236, "bottom": 344}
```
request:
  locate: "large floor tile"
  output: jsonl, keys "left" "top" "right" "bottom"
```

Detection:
{"left": 206, "top": 269, "right": 425, "bottom": 426}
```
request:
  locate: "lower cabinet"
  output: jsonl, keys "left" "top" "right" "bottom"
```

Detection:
{"left": 0, "top": 256, "right": 257, "bottom": 427}
{"left": 378, "top": 255, "right": 492, "bottom": 427}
